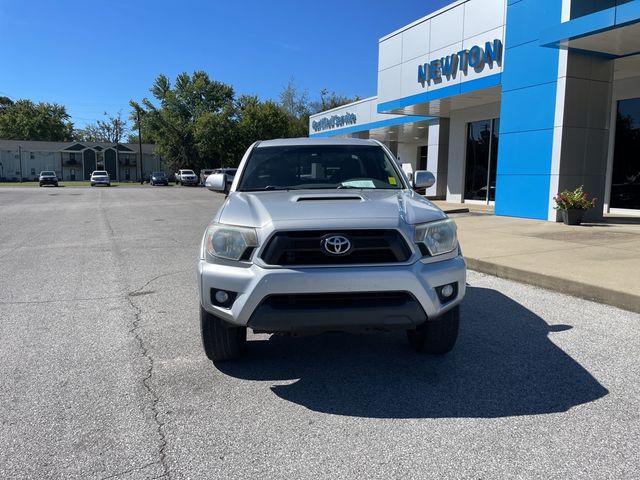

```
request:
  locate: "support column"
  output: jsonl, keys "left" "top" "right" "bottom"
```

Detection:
{"left": 426, "top": 119, "right": 449, "bottom": 198}
{"left": 547, "top": 52, "right": 613, "bottom": 222}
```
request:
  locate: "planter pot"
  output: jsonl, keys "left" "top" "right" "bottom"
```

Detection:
{"left": 562, "top": 208, "right": 586, "bottom": 225}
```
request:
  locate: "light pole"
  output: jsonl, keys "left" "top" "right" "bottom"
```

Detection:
{"left": 18, "top": 145, "right": 22, "bottom": 182}
{"left": 115, "top": 140, "right": 120, "bottom": 182}
{"left": 136, "top": 106, "right": 144, "bottom": 183}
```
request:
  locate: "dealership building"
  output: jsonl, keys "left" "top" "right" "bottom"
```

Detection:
{"left": 309, "top": 0, "right": 640, "bottom": 221}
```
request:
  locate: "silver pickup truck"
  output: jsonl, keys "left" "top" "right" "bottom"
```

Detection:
{"left": 198, "top": 138, "right": 466, "bottom": 362}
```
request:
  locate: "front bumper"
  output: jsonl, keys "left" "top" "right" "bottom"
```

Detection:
{"left": 198, "top": 256, "right": 466, "bottom": 332}
{"left": 39, "top": 179, "right": 58, "bottom": 185}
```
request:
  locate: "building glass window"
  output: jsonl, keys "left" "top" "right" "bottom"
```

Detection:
{"left": 571, "top": 0, "right": 632, "bottom": 20}
{"left": 464, "top": 118, "right": 499, "bottom": 202}
{"left": 611, "top": 98, "right": 640, "bottom": 210}
{"left": 419, "top": 146, "right": 428, "bottom": 171}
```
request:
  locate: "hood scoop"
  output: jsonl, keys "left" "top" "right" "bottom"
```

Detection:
{"left": 295, "top": 195, "right": 364, "bottom": 202}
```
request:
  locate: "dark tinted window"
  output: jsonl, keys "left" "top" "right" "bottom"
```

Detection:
{"left": 464, "top": 118, "right": 499, "bottom": 202}
{"left": 611, "top": 98, "right": 640, "bottom": 209}
{"left": 571, "top": 0, "right": 632, "bottom": 20}
{"left": 238, "top": 145, "right": 403, "bottom": 191}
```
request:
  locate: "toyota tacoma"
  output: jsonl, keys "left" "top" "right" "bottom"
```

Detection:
{"left": 198, "top": 138, "right": 465, "bottom": 362}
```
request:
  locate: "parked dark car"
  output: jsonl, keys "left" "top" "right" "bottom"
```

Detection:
{"left": 39, "top": 171, "right": 59, "bottom": 187}
{"left": 150, "top": 171, "right": 169, "bottom": 186}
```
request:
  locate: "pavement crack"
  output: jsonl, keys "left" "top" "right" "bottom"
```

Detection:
{"left": 130, "top": 269, "right": 190, "bottom": 297}
{"left": 100, "top": 461, "right": 158, "bottom": 480}
{"left": 127, "top": 284, "right": 174, "bottom": 479}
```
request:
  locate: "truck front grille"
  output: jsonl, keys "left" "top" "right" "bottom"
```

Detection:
{"left": 259, "top": 229, "right": 411, "bottom": 266}
{"left": 261, "top": 291, "right": 415, "bottom": 309}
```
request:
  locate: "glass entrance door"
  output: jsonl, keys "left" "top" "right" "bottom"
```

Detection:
{"left": 464, "top": 118, "right": 499, "bottom": 202}
{"left": 611, "top": 98, "right": 640, "bottom": 210}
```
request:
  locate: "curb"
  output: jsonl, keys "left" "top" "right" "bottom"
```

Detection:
{"left": 465, "top": 257, "right": 640, "bottom": 314}
{"left": 443, "top": 208, "right": 470, "bottom": 214}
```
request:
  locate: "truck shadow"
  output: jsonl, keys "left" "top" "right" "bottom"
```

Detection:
{"left": 216, "top": 286, "right": 608, "bottom": 418}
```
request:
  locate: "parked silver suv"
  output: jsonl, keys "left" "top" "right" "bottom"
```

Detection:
{"left": 198, "top": 138, "right": 465, "bottom": 362}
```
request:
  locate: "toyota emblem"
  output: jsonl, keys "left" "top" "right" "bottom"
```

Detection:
{"left": 321, "top": 235, "right": 352, "bottom": 256}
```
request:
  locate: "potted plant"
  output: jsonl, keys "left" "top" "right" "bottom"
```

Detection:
{"left": 553, "top": 185, "right": 597, "bottom": 225}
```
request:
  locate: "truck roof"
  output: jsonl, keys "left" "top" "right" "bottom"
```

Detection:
{"left": 256, "top": 138, "right": 380, "bottom": 148}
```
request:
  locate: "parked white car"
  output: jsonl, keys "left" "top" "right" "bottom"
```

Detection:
{"left": 90, "top": 170, "right": 111, "bottom": 187}
{"left": 175, "top": 169, "right": 198, "bottom": 186}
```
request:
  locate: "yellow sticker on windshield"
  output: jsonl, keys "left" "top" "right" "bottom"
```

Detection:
{"left": 388, "top": 177, "right": 397, "bottom": 185}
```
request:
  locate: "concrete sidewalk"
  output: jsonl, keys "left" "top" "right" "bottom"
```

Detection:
{"left": 433, "top": 202, "right": 640, "bottom": 314}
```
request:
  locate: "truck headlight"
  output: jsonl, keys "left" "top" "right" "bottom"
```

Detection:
{"left": 205, "top": 224, "right": 258, "bottom": 261}
{"left": 414, "top": 218, "right": 458, "bottom": 256}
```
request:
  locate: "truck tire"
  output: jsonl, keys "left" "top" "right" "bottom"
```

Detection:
{"left": 407, "top": 305, "right": 459, "bottom": 354}
{"left": 200, "top": 306, "right": 246, "bottom": 362}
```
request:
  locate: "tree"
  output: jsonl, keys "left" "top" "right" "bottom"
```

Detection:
{"left": 73, "top": 124, "right": 103, "bottom": 142}
{"left": 311, "top": 89, "right": 360, "bottom": 113}
{"left": 130, "top": 72, "right": 361, "bottom": 172}
{"left": 279, "top": 77, "right": 309, "bottom": 119}
{"left": 276, "top": 81, "right": 361, "bottom": 137}
{"left": 194, "top": 105, "right": 240, "bottom": 168}
{"left": 0, "top": 96, "right": 13, "bottom": 113}
{"left": 0, "top": 99, "right": 74, "bottom": 141}
{"left": 130, "top": 71, "right": 236, "bottom": 172}
{"left": 74, "top": 111, "right": 129, "bottom": 143}
{"left": 236, "top": 95, "right": 292, "bottom": 149}
{"left": 278, "top": 78, "right": 311, "bottom": 138}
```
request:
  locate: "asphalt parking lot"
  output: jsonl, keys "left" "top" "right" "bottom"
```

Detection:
{"left": 1, "top": 186, "right": 639, "bottom": 479}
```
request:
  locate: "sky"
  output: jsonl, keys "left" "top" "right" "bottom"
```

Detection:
{"left": 0, "top": 0, "right": 451, "bottom": 128}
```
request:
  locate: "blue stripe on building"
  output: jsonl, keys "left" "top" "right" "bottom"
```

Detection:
{"left": 309, "top": 115, "right": 432, "bottom": 138}
{"left": 494, "top": 0, "right": 563, "bottom": 220}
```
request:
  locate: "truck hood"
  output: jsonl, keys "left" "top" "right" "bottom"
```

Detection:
{"left": 216, "top": 189, "right": 447, "bottom": 229}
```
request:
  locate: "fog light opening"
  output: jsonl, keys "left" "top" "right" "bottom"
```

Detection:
{"left": 436, "top": 282, "right": 458, "bottom": 303}
{"left": 441, "top": 284, "right": 454, "bottom": 298}
{"left": 210, "top": 288, "right": 237, "bottom": 308}
{"left": 215, "top": 290, "right": 230, "bottom": 304}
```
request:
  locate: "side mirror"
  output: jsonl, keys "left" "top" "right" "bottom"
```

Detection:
{"left": 413, "top": 171, "right": 436, "bottom": 189}
{"left": 206, "top": 173, "right": 227, "bottom": 192}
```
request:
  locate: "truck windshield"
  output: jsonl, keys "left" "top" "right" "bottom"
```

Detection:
{"left": 237, "top": 145, "right": 404, "bottom": 191}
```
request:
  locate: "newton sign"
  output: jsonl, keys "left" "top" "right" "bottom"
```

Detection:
{"left": 418, "top": 39, "right": 503, "bottom": 86}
